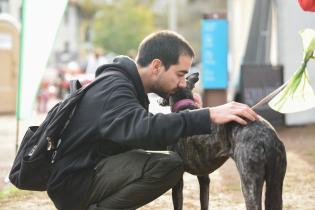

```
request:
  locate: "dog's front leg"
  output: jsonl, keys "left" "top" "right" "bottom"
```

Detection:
{"left": 172, "top": 177, "right": 184, "bottom": 210}
{"left": 198, "top": 175, "right": 210, "bottom": 210}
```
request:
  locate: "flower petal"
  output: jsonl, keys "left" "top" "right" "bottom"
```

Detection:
{"left": 300, "top": 28, "right": 315, "bottom": 60}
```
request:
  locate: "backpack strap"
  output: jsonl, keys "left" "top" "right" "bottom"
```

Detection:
{"left": 78, "top": 70, "right": 123, "bottom": 94}
{"left": 50, "top": 71, "right": 123, "bottom": 163}
{"left": 69, "top": 80, "right": 82, "bottom": 94}
{"left": 67, "top": 71, "right": 123, "bottom": 98}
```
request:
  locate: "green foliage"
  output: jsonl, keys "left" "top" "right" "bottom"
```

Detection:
{"left": 92, "top": 0, "right": 155, "bottom": 55}
{"left": 0, "top": 187, "right": 20, "bottom": 200}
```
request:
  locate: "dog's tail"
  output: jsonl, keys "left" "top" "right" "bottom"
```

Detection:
{"left": 264, "top": 141, "right": 287, "bottom": 210}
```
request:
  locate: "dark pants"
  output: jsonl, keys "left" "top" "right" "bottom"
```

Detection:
{"left": 87, "top": 149, "right": 184, "bottom": 210}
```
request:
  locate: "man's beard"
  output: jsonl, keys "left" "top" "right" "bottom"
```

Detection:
{"left": 154, "top": 90, "right": 168, "bottom": 100}
{"left": 152, "top": 82, "right": 169, "bottom": 100}
{"left": 153, "top": 82, "right": 179, "bottom": 106}
{"left": 155, "top": 89, "right": 180, "bottom": 107}
{"left": 153, "top": 88, "right": 170, "bottom": 106}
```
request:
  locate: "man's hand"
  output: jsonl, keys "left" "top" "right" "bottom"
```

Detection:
{"left": 193, "top": 93, "right": 203, "bottom": 108}
{"left": 209, "top": 101, "right": 258, "bottom": 125}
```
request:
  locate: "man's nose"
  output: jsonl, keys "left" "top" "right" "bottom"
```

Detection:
{"left": 178, "top": 79, "right": 187, "bottom": 88}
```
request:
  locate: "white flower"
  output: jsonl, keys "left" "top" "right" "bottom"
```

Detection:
{"left": 268, "top": 28, "right": 315, "bottom": 113}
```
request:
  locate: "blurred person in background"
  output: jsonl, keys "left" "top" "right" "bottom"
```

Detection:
{"left": 37, "top": 80, "right": 50, "bottom": 113}
{"left": 85, "top": 48, "right": 109, "bottom": 75}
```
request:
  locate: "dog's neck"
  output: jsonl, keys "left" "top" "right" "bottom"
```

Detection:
{"left": 171, "top": 98, "right": 197, "bottom": 112}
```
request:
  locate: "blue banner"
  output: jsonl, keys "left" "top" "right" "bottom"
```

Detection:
{"left": 201, "top": 19, "right": 228, "bottom": 89}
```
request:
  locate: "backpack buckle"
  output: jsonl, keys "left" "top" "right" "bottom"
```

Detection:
{"left": 51, "top": 150, "right": 58, "bottom": 164}
{"left": 47, "top": 137, "right": 54, "bottom": 151}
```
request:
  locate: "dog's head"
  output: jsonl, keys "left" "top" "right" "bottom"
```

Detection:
{"left": 159, "top": 72, "right": 199, "bottom": 112}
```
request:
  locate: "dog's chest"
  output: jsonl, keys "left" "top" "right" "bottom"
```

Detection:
{"left": 171, "top": 126, "right": 230, "bottom": 175}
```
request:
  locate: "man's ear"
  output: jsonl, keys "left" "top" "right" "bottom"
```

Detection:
{"left": 151, "top": 59, "right": 163, "bottom": 75}
{"left": 186, "top": 72, "right": 199, "bottom": 90}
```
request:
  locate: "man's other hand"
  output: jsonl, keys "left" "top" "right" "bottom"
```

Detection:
{"left": 209, "top": 101, "right": 258, "bottom": 125}
{"left": 193, "top": 93, "right": 203, "bottom": 108}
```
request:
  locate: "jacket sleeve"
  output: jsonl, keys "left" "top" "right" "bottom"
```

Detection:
{"left": 98, "top": 79, "right": 212, "bottom": 150}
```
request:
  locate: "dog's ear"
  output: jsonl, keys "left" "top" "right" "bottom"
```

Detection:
{"left": 186, "top": 72, "right": 199, "bottom": 90}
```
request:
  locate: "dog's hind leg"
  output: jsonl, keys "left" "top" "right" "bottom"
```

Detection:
{"left": 172, "top": 177, "right": 184, "bottom": 210}
{"left": 237, "top": 164, "right": 264, "bottom": 210}
{"left": 198, "top": 175, "right": 210, "bottom": 210}
{"left": 234, "top": 145, "right": 265, "bottom": 210}
{"left": 265, "top": 145, "right": 287, "bottom": 210}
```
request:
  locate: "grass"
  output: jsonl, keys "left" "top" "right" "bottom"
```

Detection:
{"left": 0, "top": 186, "right": 54, "bottom": 210}
{"left": 0, "top": 186, "right": 21, "bottom": 200}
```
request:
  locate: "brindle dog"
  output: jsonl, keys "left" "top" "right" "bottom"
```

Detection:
{"left": 162, "top": 73, "right": 287, "bottom": 210}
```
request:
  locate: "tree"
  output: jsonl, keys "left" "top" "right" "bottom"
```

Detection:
{"left": 78, "top": 0, "right": 98, "bottom": 20}
{"left": 92, "top": 0, "right": 155, "bottom": 55}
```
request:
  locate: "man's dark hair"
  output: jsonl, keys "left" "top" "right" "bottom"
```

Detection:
{"left": 136, "top": 30, "right": 195, "bottom": 70}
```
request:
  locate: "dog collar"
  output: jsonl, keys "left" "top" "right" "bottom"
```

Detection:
{"left": 171, "top": 99, "right": 196, "bottom": 112}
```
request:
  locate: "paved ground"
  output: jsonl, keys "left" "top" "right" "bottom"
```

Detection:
{"left": 1, "top": 101, "right": 315, "bottom": 209}
{"left": 0, "top": 112, "right": 46, "bottom": 190}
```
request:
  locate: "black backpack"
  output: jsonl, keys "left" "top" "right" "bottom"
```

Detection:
{"left": 9, "top": 71, "right": 120, "bottom": 191}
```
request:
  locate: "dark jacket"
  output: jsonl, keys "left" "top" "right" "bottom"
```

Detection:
{"left": 47, "top": 56, "right": 212, "bottom": 210}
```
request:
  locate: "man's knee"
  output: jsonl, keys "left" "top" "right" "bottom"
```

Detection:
{"left": 166, "top": 151, "right": 184, "bottom": 172}
{"left": 143, "top": 151, "right": 184, "bottom": 180}
{"left": 165, "top": 151, "right": 184, "bottom": 180}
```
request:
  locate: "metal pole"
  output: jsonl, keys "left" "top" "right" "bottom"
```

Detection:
{"left": 251, "top": 82, "right": 287, "bottom": 110}
{"left": 15, "top": 117, "right": 19, "bottom": 154}
{"left": 243, "top": 0, "right": 272, "bottom": 64}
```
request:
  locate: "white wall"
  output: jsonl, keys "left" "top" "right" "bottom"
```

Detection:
{"left": 276, "top": 0, "right": 315, "bottom": 125}
{"left": 227, "top": 0, "right": 254, "bottom": 101}
{"left": 53, "top": 4, "right": 79, "bottom": 53}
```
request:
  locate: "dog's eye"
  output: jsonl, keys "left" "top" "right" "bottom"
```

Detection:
{"left": 158, "top": 98, "right": 169, "bottom": 106}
